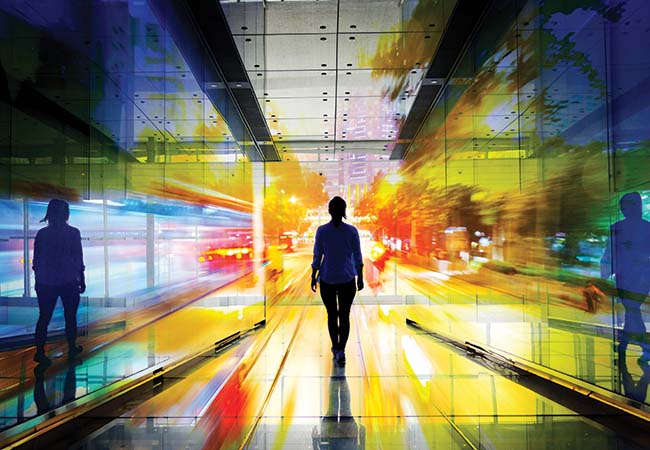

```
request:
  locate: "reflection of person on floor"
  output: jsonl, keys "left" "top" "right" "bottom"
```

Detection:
{"left": 32, "top": 199, "right": 85, "bottom": 364}
{"left": 619, "top": 354, "right": 650, "bottom": 403}
{"left": 33, "top": 361, "right": 78, "bottom": 415}
{"left": 311, "top": 197, "right": 364, "bottom": 366}
{"left": 312, "top": 365, "right": 365, "bottom": 450}
{"left": 601, "top": 192, "right": 650, "bottom": 366}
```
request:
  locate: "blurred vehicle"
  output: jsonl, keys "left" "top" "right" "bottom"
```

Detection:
{"left": 278, "top": 231, "right": 298, "bottom": 252}
{"left": 199, "top": 229, "right": 253, "bottom": 272}
{"left": 432, "top": 227, "right": 469, "bottom": 262}
{"left": 470, "top": 231, "right": 492, "bottom": 259}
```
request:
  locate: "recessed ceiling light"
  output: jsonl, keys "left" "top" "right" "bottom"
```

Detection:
{"left": 323, "top": 98, "right": 328, "bottom": 101}
{"left": 323, "top": 92, "right": 328, "bottom": 95}
{"left": 321, "top": 72, "right": 327, "bottom": 75}
{"left": 424, "top": 35, "right": 431, "bottom": 39}
{"left": 321, "top": 63, "right": 327, "bottom": 67}
{"left": 350, "top": 24, "right": 357, "bottom": 29}
{"left": 245, "top": 38, "right": 251, "bottom": 42}
{"left": 345, "top": 91, "right": 350, "bottom": 95}
{"left": 349, "top": 36, "right": 355, "bottom": 40}
{"left": 241, "top": 26, "right": 248, "bottom": 30}
{"left": 346, "top": 72, "right": 352, "bottom": 75}
{"left": 320, "top": 25, "right": 327, "bottom": 29}
{"left": 254, "top": 64, "right": 260, "bottom": 68}
{"left": 320, "top": 37, "right": 327, "bottom": 41}
{"left": 347, "top": 63, "right": 352, "bottom": 67}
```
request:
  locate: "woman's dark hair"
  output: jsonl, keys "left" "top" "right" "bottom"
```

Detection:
{"left": 40, "top": 199, "right": 70, "bottom": 225}
{"left": 620, "top": 192, "right": 642, "bottom": 219}
{"left": 328, "top": 196, "right": 347, "bottom": 220}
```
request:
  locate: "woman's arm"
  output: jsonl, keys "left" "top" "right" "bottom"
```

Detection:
{"left": 74, "top": 228, "right": 86, "bottom": 293}
{"left": 352, "top": 228, "right": 364, "bottom": 290}
{"left": 32, "top": 230, "right": 41, "bottom": 273}
{"left": 311, "top": 228, "right": 323, "bottom": 292}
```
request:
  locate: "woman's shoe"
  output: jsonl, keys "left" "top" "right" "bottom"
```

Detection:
{"left": 335, "top": 350, "right": 346, "bottom": 366}
{"left": 68, "top": 345, "right": 83, "bottom": 359}
{"left": 331, "top": 347, "right": 337, "bottom": 359}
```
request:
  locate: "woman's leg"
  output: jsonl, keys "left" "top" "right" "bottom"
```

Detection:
{"left": 60, "top": 282, "right": 81, "bottom": 354}
{"left": 35, "top": 284, "right": 58, "bottom": 356}
{"left": 336, "top": 280, "right": 357, "bottom": 352}
{"left": 320, "top": 282, "right": 339, "bottom": 350}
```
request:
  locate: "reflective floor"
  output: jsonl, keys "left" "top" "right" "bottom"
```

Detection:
{"left": 0, "top": 268, "right": 264, "bottom": 432}
{"left": 2, "top": 251, "right": 649, "bottom": 449}
{"left": 72, "top": 254, "right": 647, "bottom": 449}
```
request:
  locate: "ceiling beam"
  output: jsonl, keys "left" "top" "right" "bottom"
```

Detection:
{"left": 148, "top": 0, "right": 281, "bottom": 162}
{"left": 390, "top": 0, "right": 495, "bottom": 160}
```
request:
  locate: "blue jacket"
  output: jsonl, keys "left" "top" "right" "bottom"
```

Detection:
{"left": 33, "top": 224, "right": 85, "bottom": 286}
{"left": 312, "top": 221, "right": 363, "bottom": 284}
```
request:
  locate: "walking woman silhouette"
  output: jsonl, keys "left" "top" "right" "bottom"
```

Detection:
{"left": 311, "top": 196, "right": 363, "bottom": 365}
{"left": 32, "top": 199, "right": 85, "bottom": 364}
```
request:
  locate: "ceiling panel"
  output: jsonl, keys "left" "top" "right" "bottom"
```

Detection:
{"left": 222, "top": 0, "right": 457, "bottom": 158}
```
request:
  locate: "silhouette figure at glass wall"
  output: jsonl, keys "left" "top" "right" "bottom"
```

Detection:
{"left": 33, "top": 361, "right": 79, "bottom": 415}
{"left": 601, "top": 192, "right": 650, "bottom": 367}
{"left": 312, "top": 365, "right": 365, "bottom": 450}
{"left": 32, "top": 199, "right": 85, "bottom": 364}
{"left": 311, "top": 197, "right": 364, "bottom": 366}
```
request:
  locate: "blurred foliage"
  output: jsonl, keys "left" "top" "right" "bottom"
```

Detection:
{"left": 263, "top": 161, "right": 327, "bottom": 238}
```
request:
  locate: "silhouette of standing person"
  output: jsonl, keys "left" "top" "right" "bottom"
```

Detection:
{"left": 601, "top": 192, "right": 650, "bottom": 367}
{"left": 32, "top": 199, "right": 85, "bottom": 364}
{"left": 312, "top": 365, "right": 365, "bottom": 449}
{"left": 311, "top": 196, "right": 364, "bottom": 366}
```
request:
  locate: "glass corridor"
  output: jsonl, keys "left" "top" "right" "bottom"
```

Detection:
{"left": 1, "top": 0, "right": 650, "bottom": 448}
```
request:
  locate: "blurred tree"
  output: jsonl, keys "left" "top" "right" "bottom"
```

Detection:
{"left": 263, "top": 161, "right": 327, "bottom": 239}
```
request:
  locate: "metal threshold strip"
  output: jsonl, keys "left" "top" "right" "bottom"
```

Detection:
{"left": 0, "top": 320, "right": 265, "bottom": 450}
{"left": 406, "top": 318, "right": 650, "bottom": 448}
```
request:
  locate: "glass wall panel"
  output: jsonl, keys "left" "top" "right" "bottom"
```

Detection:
{"left": 0, "top": 0, "right": 264, "bottom": 432}
{"left": 397, "top": 0, "right": 650, "bottom": 407}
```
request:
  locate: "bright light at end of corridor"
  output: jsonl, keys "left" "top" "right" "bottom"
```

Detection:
{"left": 386, "top": 173, "right": 402, "bottom": 185}
{"left": 401, "top": 335, "right": 433, "bottom": 387}
{"left": 289, "top": 195, "right": 297, "bottom": 204}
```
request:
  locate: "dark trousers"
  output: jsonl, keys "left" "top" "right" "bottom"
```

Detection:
{"left": 616, "top": 286, "right": 650, "bottom": 359}
{"left": 320, "top": 280, "right": 356, "bottom": 351}
{"left": 35, "top": 282, "right": 80, "bottom": 351}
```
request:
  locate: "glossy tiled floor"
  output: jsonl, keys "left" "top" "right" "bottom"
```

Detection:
{"left": 75, "top": 297, "right": 646, "bottom": 450}
{"left": 4, "top": 251, "right": 649, "bottom": 449}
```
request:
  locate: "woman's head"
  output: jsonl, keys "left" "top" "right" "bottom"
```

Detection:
{"left": 41, "top": 199, "right": 70, "bottom": 225}
{"left": 328, "top": 196, "right": 347, "bottom": 221}
{"left": 620, "top": 192, "right": 642, "bottom": 219}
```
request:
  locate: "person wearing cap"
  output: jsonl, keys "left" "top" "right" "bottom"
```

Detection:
{"left": 311, "top": 196, "right": 364, "bottom": 365}
{"left": 32, "top": 199, "right": 85, "bottom": 363}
